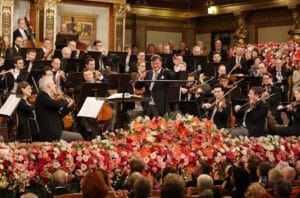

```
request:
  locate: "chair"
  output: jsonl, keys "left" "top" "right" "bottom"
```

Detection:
{"left": 152, "top": 190, "right": 161, "bottom": 198}
{"left": 53, "top": 193, "right": 83, "bottom": 198}
{"left": 26, "top": 117, "right": 40, "bottom": 142}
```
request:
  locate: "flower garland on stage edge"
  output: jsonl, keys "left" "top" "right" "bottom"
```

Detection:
{"left": 0, "top": 114, "right": 299, "bottom": 195}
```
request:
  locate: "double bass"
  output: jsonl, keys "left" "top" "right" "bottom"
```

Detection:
{"left": 24, "top": 16, "right": 42, "bottom": 48}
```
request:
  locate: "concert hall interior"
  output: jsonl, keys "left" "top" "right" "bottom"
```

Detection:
{"left": 0, "top": 0, "right": 300, "bottom": 198}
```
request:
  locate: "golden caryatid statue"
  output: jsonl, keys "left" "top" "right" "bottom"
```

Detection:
{"left": 288, "top": 10, "right": 300, "bottom": 42}
{"left": 233, "top": 16, "right": 247, "bottom": 46}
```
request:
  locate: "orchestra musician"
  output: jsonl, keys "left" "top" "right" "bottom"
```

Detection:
{"left": 209, "top": 64, "right": 227, "bottom": 87}
{"left": 85, "top": 57, "right": 107, "bottom": 82}
{"left": 41, "top": 38, "right": 53, "bottom": 60}
{"left": 35, "top": 76, "right": 83, "bottom": 142}
{"left": 202, "top": 84, "right": 231, "bottom": 129}
{"left": 67, "top": 40, "right": 80, "bottom": 59}
{"left": 227, "top": 47, "right": 248, "bottom": 75}
{"left": 13, "top": 18, "right": 30, "bottom": 45}
{"left": 25, "top": 48, "right": 37, "bottom": 73}
{"left": 268, "top": 86, "right": 300, "bottom": 136}
{"left": 135, "top": 54, "right": 175, "bottom": 118}
{"left": 3, "top": 56, "right": 29, "bottom": 94}
{"left": 60, "top": 47, "right": 72, "bottom": 72}
{"left": 261, "top": 72, "right": 282, "bottom": 124}
{"left": 231, "top": 86, "right": 268, "bottom": 137}
{"left": 208, "top": 40, "right": 228, "bottom": 62}
{"left": 16, "top": 81, "right": 37, "bottom": 141}
{"left": 51, "top": 58, "right": 66, "bottom": 92}
{"left": 5, "top": 36, "right": 24, "bottom": 59}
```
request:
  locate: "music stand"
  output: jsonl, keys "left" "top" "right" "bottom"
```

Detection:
{"left": 19, "top": 48, "right": 44, "bottom": 60}
{"left": 106, "top": 52, "right": 128, "bottom": 73}
{"left": 65, "top": 71, "right": 84, "bottom": 88}
{"left": 55, "top": 33, "right": 78, "bottom": 49}
{"left": 184, "top": 55, "right": 207, "bottom": 72}
{"left": 203, "top": 62, "right": 224, "bottom": 77}
{"left": 80, "top": 82, "right": 109, "bottom": 99}
{"left": 82, "top": 51, "right": 102, "bottom": 70}
{"left": 53, "top": 49, "right": 62, "bottom": 59}
{"left": 65, "top": 58, "right": 86, "bottom": 73}
{"left": 159, "top": 54, "right": 173, "bottom": 70}
{"left": 32, "top": 60, "right": 52, "bottom": 71}
{"left": 108, "top": 73, "right": 132, "bottom": 91}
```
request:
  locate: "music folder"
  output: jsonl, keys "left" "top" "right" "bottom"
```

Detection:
{"left": 77, "top": 97, "right": 104, "bottom": 119}
{"left": 0, "top": 94, "right": 21, "bottom": 117}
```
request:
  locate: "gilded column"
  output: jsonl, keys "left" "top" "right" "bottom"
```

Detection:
{"left": 1, "top": 0, "right": 14, "bottom": 48}
{"left": 233, "top": 13, "right": 248, "bottom": 46}
{"left": 288, "top": 9, "right": 300, "bottom": 42}
{"left": 114, "top": 3, "right": 130, "bottom": 51}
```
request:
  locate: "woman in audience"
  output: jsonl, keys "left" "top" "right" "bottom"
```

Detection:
{"left": 244, "top": 182, "right": 267, "bottom": 198}
{"left": 257, "top": 162, "right": 273, "bottom": 188}
{"left": 230, "top": 166, "right": 250, "bottom": 198}
{"left": 80, "top": 169, "right": 109, "bottom": 198}
{"left": 133, "top": 177, "right": 152, "bottom": 198}
{"left": 160, "top": 173, "right": 185, "bottom": 198}
{"left": 221, "top": 165, "right": 233, "bottom": 193}
{"left": 246, "top": 154, "right": 262, "bottom": 183}
{"left": 16, "top": 81, "right": 36, "bottom": 140}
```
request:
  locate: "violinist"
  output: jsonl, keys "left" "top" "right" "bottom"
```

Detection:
{"left": 35, "top": 76, "right": 83, "bottom": 141}
{"left": 25, "top": 49, "right": 37, "bottom": 73}
{"left": 268, "top": 86, "right": 300, "bottom": 136}
{"left": 261, "top": 72, "right": 282, "bottom": 124}
{"left": 13, "top": 18, "right": 29, "bottom": 45}
{"left": 16, "top": 81, "right": 37, "bottom": 141}
{"left": 209, "top": 64, "right": 227, "bottom": 88}
{"left": 231, "top": 86, "right": 268, "bottom": 137}
{"left": 202, "top": 84, "right": 231, "bottom": 129}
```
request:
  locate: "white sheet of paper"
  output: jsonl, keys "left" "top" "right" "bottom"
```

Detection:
{"left": 77, "top": 97, "right": 104, "bottom": 118}
{"left": 0, "top": 94, "right": 21, "bottom": 117}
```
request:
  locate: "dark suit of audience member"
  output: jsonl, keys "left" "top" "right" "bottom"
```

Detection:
{"left": 226, "top": 56, "right": 248, "bottom": 75}
{"left": 17, "top": 98, "right": 35, "bottom": 140}
{"left": 35, "top": 91, "right": 72, "bottom": 141}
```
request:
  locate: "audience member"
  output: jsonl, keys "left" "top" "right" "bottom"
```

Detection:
{"left": 273, "top": 178, "right": 292, "bottom": 198}
{"left": 51, "top": 169, "right": 70, "bottom": 196}
{"left": 197, "top": 174, "right": 214, "bottom": 192}
{"left": 160, "top": 173, "right": 185, "bottom": 198}
{"left": 133, "top": 177, "right": 152, "bottom": 198}
{"left": 244, "top": 182, "right": 267, "bottom": 198}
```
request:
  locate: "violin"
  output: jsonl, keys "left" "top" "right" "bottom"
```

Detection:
{"left": 277, "top": 101, "right": 300, "bottom": 111}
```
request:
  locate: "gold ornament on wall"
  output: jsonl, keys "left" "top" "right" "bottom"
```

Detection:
{"left": 233, "top": 15, "right": 247, "bottom": 45}
{"left": 288, "top": 9, "right": 300, "bottom": 42}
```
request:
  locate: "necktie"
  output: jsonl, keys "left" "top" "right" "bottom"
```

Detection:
{"left": 149, "top": 71, "right": 158, "bottom": 91}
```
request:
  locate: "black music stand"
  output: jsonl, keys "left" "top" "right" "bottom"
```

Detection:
{"left": 65, "top": 71, "right": 84, "bottom": 89}
{"left": 184, "top": 55, "right": 207, "bottom": 72}
{"left": 32, "top": 60, "right": 51, "bottom": 71}
{"left": 55, "top": 33, "right": 78, "bottom": 49}
{"left": 65, "top": 58, "right": 86, "bottom": 73}
{"left": 80, "top": 82, "right": 109, "bottom": 99}
{"left": 105, "top": 52, "right": 127, "bottom": 73}
{"left": 203, "top": 62, "right": 225, "bottom": 77}
{"left": 108, "top": 73, "right": 132, "bottom": 91}
{"left": 19, "top": 48, "right": 44, "bottom": 60}
{"left": 81, "top": 51, "right": 102, "bottom": 70}
{"left": 159, "top": 54, "right": 173, "bottom": 70}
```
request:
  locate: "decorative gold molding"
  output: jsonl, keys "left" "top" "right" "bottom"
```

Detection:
{"left": 85, "top": 0, "right": 125, "bottom": 4}
{"left": 130, "top": 0, "right": 299, "bottom": 19}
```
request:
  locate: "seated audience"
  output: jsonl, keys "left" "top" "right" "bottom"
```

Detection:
{"left": 133, "top": 177, "right": 152, "bottom": 198}
{"left": 51, "top": 169, "right": 71, "bottom": 196}
{"left": 160, "top": 173, "right": 185, "bottom": 198}
{"left": 197, "top": 174, "right": 214, "bottom": 193}
{"left": 257, "top": 162, "right": 273, "bottom": 188}
{"left": 273, "top": 178, "right": 292, "bottom": 198}
{"left": 80, "top": 169, "right": 109, "bottom": 198}
{"left": 244, "top": 182, "right": 267, "bottom": 198}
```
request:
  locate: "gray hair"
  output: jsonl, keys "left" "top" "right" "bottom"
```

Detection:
{"left": 20, "top": 192, "right": 38, "bottom": 198}
{"left": 61, "top": 46, "right": 71, "bottom": 55}
{"left": 39, "top": 76, "right": 54, "bottom": 91}
{"left": 197, "top": 174, "right": 214, "bottom": 192}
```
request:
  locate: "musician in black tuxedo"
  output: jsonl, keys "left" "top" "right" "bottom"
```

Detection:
{"left": 202, "top": 84, "right": 231, "bottom": 129}
{"left": 232, "top": 86, "right": 268, "bottom": 137}
{"left": 13, "top": 18, "right": 30, "bottom": 45}
{"left": 226, "top": 47, "right": 248, "bottom": 75}
{"left": 269, "top": 86, "right": 300, "bottom": 136}
{"left": 270, "top": 58, "right": 289, "bottom": 102}
{"left": 5, "top": 36, "right": 23, "bottom": 60}
{"left": 208, "top": 39, "right": 228, "bottom": 62}
{"left": 135, "top": 54, "right": 175, "bottom": 117}
{"left": 35, "top": 76, "right": 83, "bottom": 141}
{"left": 3, "top": 56, "right": 29, "bottom": 93}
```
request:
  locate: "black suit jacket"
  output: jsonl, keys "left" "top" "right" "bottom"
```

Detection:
{"left": 135, "top": 69, "right": 175, "bottom": 116}
{"left": 13, "top": 29, "right": 29, "bottom": 44}
{"left": 5, "top": 46, "right": 20, "bottom": 60}
{"left": 4, "top": 69, "right": 29, "bottom": 92}
{"left": 17, "top": 98, "right": 35, "bottom": 140}
{"left": 35, "top": 91, "right": 71, "bottom": 141}
{"left": 207, "top": 98, "right": 231, "bottom": 129}
{"left": 235, "top": 101, "right": 268, "bottom": 137}
{"left": 226, "top": 56, "right": 248, "bottom": 75}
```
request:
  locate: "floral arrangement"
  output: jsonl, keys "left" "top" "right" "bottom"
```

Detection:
{"left": 0, "top": 114, "right": 299, "bottom": 195}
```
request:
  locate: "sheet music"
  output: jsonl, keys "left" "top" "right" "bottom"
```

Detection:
{"left": 0, "top": 94, "right": 21, "bottom": 117}
{"left": 106, "top": 93, "right": 142, "bottom": 100}
{"left": 77, "top": 97, "right": 104, "bottom": 118}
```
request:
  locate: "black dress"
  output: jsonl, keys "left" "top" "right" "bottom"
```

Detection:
{"left": 16, "top": 98, "right": 35, "bottom": 140}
